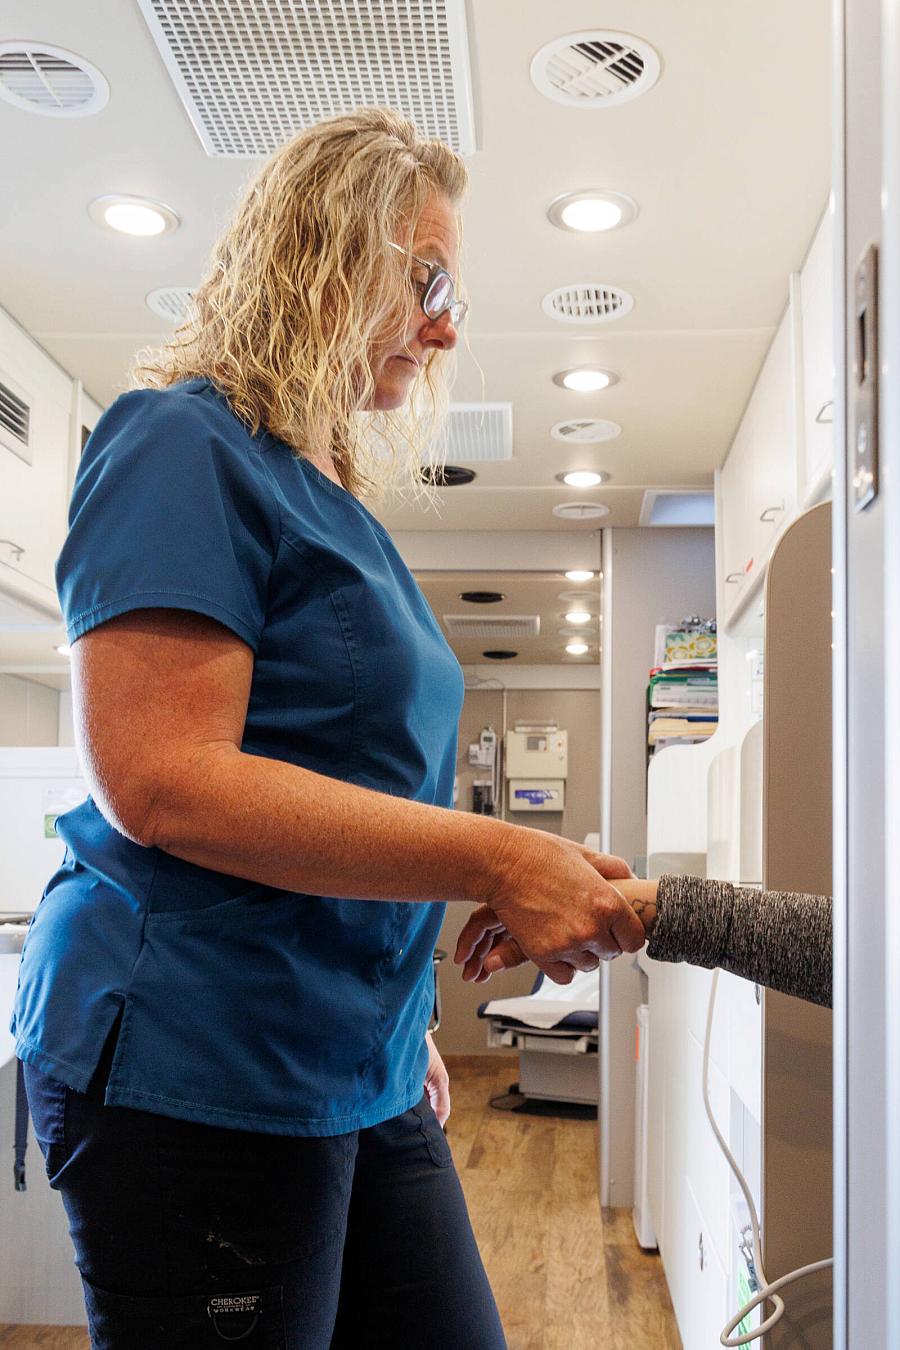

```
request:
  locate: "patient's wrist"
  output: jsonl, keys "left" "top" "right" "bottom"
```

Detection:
{"left": 615, "top": 879, "right": 659, "bottom": 937}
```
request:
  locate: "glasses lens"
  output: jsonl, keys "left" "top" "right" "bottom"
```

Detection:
{"left": 424, "top": 272, "right": 453, "bottom": 319}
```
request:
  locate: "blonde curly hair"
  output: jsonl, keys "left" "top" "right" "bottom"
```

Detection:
{"left": 130, "top": 107, "right": 468, "bottom": 500}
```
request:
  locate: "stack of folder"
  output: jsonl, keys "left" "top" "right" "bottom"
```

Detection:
{"left": 647, "top": 660, "right": 718, "bottom": 754}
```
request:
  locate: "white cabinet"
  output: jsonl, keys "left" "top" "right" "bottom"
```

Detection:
{"left": 0, "top": 307, "right": 73, "bottom": 617}
{"left": 719, "top": 303, "right": 797, "bottom": 628}
{"left": 716, "top": 199, "right": 834, "bottom": 632}
{"left": 798, "top": 208, "right": 835, "bottom": 503}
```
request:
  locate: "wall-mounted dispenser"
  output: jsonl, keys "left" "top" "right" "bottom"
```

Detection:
{"left": 505, "top": 724, "right": 567, "bottom": 812}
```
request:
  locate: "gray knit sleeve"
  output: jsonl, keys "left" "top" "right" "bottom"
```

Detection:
{"left": 645, "top": 875, "right": 833, "bottom": 1009}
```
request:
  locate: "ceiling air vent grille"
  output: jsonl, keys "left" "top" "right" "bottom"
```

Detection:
{"left": 551, "top": 418, "right": 622, "bottom": 444}
{"left": 530, "top": 30, "right": 661, "bottom": 109}
{"left": 443, "top": 615, "right": 540, "bottom": 640}
{"left": 425, "top": 403, "right": 513, "bottom": 463}
{"left": 136, "top": 0, "right": 477, "bottom": 158}
{"left": 0, "top": 376, "right": 31, "bottom": 465}
{"left": 146, "top": 287, "right": 196, "bottom": 323}
{"left": 542, "top": 284, "right": 634, "bottom": 325}
{"left": 0, "top": 43, "right": 109, "bottom": 117}
{"left": 552, "top": 502, "right": 610, "bottom": 521}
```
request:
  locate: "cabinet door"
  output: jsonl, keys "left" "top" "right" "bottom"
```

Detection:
{"left": 669, "top": 1174, "right": 730, "bottom": 1350}
{"left": 799, "top": 210, "right": 835, "bottom": 502}
{"left": 719, "top": 304, "right": 797, "bottom": 628}
{"left": 0, "top": 316, "right": 71, "bottom": 610}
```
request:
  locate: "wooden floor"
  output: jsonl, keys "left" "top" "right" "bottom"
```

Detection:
{"left": 0, "top": 1055, "right": 680, "bottom": 1350}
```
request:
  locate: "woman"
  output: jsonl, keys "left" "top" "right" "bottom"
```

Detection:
{"left": 12, "top": 108, "right": 647, "bottom": 1350}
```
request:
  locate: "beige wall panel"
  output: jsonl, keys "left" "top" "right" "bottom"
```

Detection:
{"left": 0, "top": 675, "right": 59, "bottom": 746}
{"left": 762, "top": 502, "right": 832, "bottom": 1348}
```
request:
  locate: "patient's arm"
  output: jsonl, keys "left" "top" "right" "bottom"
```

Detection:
{"left": 456, "top": 876, "right": 833, "bottom": 1009}
{"left": 642, "top": 875, "right": 833, "bottom": 1009}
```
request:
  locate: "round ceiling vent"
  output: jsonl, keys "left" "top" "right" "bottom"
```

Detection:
{"left": 558, "top": 590, "right": 601, "bottom": 604}
{"left": 460, "top": 591, "right": 505, "bottom": 604}
{"left": 542, "top": 284, "right": 634, "bottom": 325}
{"left": 552, "top": 502, "right": 610, "bottom": 520}
{"left": 146, "top": 287, "right": 196, "bottom": 323}
{"left": 530, "top": 30, "right": 661, "bottom": 109}
{"left": 551, "top": 418, "right": 622, "bottom": 444}
{"left": 482, "top": 650, "right": 518, "bottom": 661}
{"left": 0, "top": 43, "right": 109, "bottom": 117}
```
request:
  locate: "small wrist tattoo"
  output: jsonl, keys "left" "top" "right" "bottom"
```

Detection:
{"left": 631, "top": 898, "right": 658, "bottom": 935}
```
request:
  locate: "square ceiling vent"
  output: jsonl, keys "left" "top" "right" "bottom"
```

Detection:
{"left": 443, "top": 615, "right": 540, "bottom": 640}
{"left": 423, "top": 403, "right": 513, "bottom": 464}
{"left": 136, "top": 0, "right": 477, "bottom": 157}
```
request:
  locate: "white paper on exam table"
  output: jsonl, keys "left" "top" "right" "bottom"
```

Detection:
{"left": 480, "top": 968, "right": 599, "bottom": 1029}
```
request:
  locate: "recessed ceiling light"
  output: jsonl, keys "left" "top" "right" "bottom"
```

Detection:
{"left": 55, "top": 644, "right": 72, "bottom": 657}
{"left": 556, "top": 470, "right": 609, "bottom": 488}
{"left": 553, "top": 368, "right": 619, "bottom": 393}
{"left": 547, "top": 190, "right": 638, "bottom": 233}
{"left": 565, "top": 611, "right": 593, "bottom": 625}
{"left": 566, "top": 641, "right": 590, "bottom": 656}
{"left": 565, "top": 570, "right": 595, "bottom": 582}
{"left": 88, "top": 194, "right": 180, "bottom": 237}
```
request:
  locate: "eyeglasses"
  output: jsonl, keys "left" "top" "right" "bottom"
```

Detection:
{"left": 388, "top": 242, "right": 468, "bottom": 326}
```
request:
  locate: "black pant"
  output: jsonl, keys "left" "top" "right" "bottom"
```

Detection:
{"left": 24, "top": 1051, "right": 507, "bottom": 1350}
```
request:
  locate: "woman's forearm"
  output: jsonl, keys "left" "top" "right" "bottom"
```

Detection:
{"left": 146, "top": 745, "right": 515, "bottom": 904}
{"left": 616, "top": 876, "right": 833, "bottom": 1008}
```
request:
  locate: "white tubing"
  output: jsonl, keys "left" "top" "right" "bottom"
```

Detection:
{"left": 702, "top": 969, "right": 833, "bottom": 1346}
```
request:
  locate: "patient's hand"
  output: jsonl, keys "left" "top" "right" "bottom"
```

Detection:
{"left": 454, "top": 905, "right": 525, "bottom": 982}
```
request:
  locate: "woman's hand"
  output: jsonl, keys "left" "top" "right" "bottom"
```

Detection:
{"left": 424, "top": 1031, "right": 450, "bottom": 1126}
{"left": 457, "top": 860, "right": 657, "bottom": 983}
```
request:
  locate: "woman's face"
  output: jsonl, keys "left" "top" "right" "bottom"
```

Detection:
{"left": 367, "top": 192, "right": 461, "bottom": 412}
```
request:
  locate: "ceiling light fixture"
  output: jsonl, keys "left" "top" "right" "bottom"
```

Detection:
{"left": 556, "top": 470, "right": 609, "bottom": 488}
{"left": 547, "top": 190, "right": 638, "bottom": 233}
{"left": 565, "top": 611, "right": 593, "bottom": 625}
{"left": 553, "top": 368, "right": 618, "bottom": 393}
{"left": 55, "top": 644, "right": 72, "bottom": 657}
{"left": 564, "top": 570, "right": 595, "bottom": 582}
{"left": 566, "top": 642, "right": 590, "bottom": 656}
{"left": 88, "top": 194, "right": 180, "bottom": 237}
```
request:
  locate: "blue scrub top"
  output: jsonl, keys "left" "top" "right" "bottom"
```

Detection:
{"left": 12, "top": 379, "right": 465, "bottom": 1135}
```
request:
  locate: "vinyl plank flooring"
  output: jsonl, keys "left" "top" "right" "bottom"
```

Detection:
{"left": 447, "top": 1054, "right": 682, "bottom": 1350}
{"left": 0, "top": 1330, "right": 89, "bottom": 1347}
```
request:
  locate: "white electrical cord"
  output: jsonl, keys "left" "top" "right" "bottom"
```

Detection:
{"left": 702, "top": 969, "right": 833, "bottom": 1346}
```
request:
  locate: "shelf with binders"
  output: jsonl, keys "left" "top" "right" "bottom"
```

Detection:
{"left": 646, "top": 620, "right": 719, "bottom": 763}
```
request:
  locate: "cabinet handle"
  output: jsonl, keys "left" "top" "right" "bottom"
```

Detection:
{"left": 759, "top": 506, "right": 783, "bottom": 523}
{"left": 725, "top": 572, "right": 743, "bottom": 584}
{"left": 815, "top": 399, "right": 834, "bottom": 424}
{"left": 698, "top": 1230, "right": 705, "bottom": 1272}
{"left": 0, "top": 539, "right": 25, "bottom": 562}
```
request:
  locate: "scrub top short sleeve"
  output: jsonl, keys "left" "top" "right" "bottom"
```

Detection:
{"left": 14, "top": 379, "right": 465, "bottom": 1136}
{"left": 57, "top": 386, "right": 281, "bottom": 651}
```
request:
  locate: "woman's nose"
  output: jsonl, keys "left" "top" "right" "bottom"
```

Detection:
{"left": 420, "top": 309, "right": 458, "bottom": 351}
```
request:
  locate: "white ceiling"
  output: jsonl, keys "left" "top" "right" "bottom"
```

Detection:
{"left": 0, "top": 0, "right": 831, "bottom": 680}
